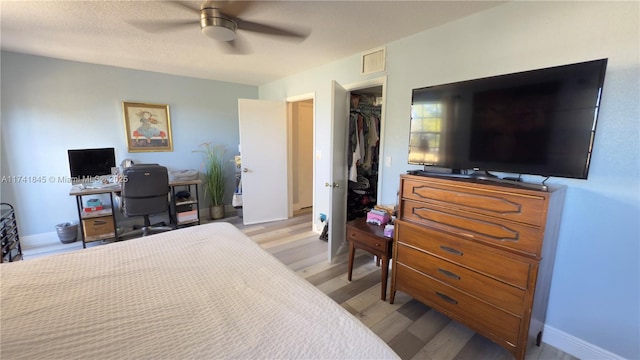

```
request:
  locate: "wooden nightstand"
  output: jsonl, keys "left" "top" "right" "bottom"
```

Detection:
{"left": 346, "top": 217, "right": 393, "bottom": 301}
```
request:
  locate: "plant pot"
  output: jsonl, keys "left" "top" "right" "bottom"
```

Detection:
{"left": 209, "top": 205, "right": 225, "bottom": 220}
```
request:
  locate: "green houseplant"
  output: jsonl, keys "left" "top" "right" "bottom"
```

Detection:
{"left": 196, "top": 142, "right": 227, "bottom": 219}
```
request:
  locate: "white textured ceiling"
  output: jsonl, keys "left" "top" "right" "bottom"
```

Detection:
{"left": 0, "top": 1, "right": 505, "bottom": 86}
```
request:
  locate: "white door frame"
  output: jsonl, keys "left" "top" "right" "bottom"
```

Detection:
{"left": 342, "top": 76, "right": 388, "bottom": 206}
{"left": 285, "top": 92, "right": 316, "bottom": 221}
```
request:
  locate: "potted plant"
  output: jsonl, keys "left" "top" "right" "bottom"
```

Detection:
{"left": 196, "top": 142, "right": 227, "bottom": 220}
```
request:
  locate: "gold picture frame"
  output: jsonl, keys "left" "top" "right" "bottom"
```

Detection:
{"left": 122, "top": 101, "right": 173, "bottom": 152}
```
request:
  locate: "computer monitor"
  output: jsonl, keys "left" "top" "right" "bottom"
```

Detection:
{"left": 67, "top": 147, "right": 116, "bottom": 181}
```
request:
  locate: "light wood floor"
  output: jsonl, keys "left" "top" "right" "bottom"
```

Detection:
{"left": 233, "top": 210, "right": 577, "bottom": 360}
{"left": 23, "top": 210, "right": 577, "bottom": 360}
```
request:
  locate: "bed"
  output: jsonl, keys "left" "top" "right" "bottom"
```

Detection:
{"left": 1, "top": 222, "right": 399, "bottom": 359}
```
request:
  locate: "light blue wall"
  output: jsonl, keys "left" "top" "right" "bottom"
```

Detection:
{"left": 0, "top": 52, "right": 258, "bottom": 240}
{"left": 260, "top": 1, "right": 639, "bottom": 358}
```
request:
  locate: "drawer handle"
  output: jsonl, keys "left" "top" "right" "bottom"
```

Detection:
{"left": 436, "top": 291, "right": 458, "bottom": 305}
{"left": 440, "top": 245, "right": 463, "bottom": 256}
{"left": 93, "top": 220, "right": 107, "bottom": 225}
{"left": 437, "top": 268, "right": 461, "bottom": 280}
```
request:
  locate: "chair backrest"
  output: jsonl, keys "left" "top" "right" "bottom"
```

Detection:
{"left": 121, "top": 164, "right": 169, "bottom": 217}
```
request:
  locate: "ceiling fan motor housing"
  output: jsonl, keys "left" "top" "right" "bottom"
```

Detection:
{"left": 200, "top": 7, "right": 237, "bottom": 41}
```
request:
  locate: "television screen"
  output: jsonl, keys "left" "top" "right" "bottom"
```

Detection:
{"left": 68, "top": 148, "right": 116, "bottom": 179}
{"left": 409, "top": 58, "right": 607, "bottom": 179}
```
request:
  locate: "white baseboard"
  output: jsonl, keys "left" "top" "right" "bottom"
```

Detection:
{"left": 543, "top": 324, "right": 625, "bottom": 360}
{"left": 21, "top": 218, "right": 150, "bottom": 250}
{"left": 21, "top": 231, "right": 60, "bottom": 249}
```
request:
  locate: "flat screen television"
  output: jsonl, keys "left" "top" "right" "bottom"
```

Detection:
{"left": 408, "top": 58, "right": 607, "bottom": 180}
{"left": 68, "top": 147, "right": 116, "bottom": 179}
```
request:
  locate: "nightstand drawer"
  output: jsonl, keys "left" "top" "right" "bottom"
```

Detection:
{"left": 346, "top": 217, "right": 394, "bottom": 301}
{"left": 347, "top": 227, "right": 391, "bottom": 256}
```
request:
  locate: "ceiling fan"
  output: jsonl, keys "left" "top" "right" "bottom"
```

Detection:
{"left": 128, "top": 1, "right": 310, "bottom": 54}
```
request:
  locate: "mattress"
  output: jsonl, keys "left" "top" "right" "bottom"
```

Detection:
{"left": 1, "top": 222, "right": 399, "bottom": 359}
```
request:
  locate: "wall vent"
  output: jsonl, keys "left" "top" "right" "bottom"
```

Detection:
{"left": 361, "top": 47, "right": 386, "bottom": 75}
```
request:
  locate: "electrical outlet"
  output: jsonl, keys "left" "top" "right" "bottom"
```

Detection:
{"left": 385, "top": 156, "right": 392, "bottom": 167}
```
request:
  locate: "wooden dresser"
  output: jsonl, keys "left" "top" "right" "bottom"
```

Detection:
{"left": 390, "top": 174, "right": 565, "bottom": 359}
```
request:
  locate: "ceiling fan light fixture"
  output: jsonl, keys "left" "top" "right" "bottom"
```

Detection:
{"left": 200, "top": 8, "right": 237, "bottom": 41}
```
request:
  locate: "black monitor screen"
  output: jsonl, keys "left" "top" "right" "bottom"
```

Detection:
{"left": 68, "top": 148, "right": 116, "bottom": 179}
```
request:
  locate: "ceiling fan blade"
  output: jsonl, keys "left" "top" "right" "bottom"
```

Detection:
{"left": 166, "top": 1, "right": 201, "bottom": 15}
{"left": 127, "top": 19, "right": 199, "bottom": 33}
{"left": 219, "top": 37, "right": 252, "bottom": 55}
{"left": 236, "top": 19, "right": 309, "bottom": 41}
{"left": 210, "top": 0, "right": 253, "bottom": 17}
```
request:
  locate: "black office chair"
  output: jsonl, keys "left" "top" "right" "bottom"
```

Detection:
{"left": 119, "top": 164, "right": 173, "bottom": 238}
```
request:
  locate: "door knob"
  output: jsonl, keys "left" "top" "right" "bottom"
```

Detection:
{"left": 243, "top": 168, "right": 249, "bottom": 173}
{"left": 325, "top": 182, "right": 339, "bottom": 188}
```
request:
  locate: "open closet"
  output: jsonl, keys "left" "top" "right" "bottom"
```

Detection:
{"left": 347, "top": 87, "right": 383, "bottom": 221}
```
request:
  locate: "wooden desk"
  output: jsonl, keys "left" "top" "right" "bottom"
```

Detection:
{"left": 70, "top": 179, "right": 202, "bottom": 248}
{"left": 346, "top": 217, "right": 393, "bottom": 301}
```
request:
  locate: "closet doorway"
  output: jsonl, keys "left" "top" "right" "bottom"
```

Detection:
{"left": 347, "top": 86, "right": 383, "bottom": 222}
{"left": 326, "top": 78, "right": 386, "bottom": 261}
{"left": 289, "top": 99, "right": 314, "bottom": 213}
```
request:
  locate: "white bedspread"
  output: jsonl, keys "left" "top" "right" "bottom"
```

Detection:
{"left": 1, "top": 222, "right": 398, "bottom": 360}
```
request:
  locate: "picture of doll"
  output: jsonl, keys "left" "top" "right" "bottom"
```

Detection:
{"left": 133, "top": 110, "right": 167, "bottom": 144}
{"left": 123, "top": 102, "right": 173, "bottom": 152}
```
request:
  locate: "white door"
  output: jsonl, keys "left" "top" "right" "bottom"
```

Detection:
{"left": 238, "top": 99, "right": 288, "bottom": 225}
{"left": 328, "top": 81, "right": 349, "bottom": 261}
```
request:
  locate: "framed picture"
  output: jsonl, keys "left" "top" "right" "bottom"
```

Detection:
{"left": 122, "top": 102, "right": 173, "bottom": 152}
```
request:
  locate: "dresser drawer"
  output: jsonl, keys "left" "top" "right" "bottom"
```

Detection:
{"left": 401, "top": 177, "right": 547, "bottom": 227}
{"left": 394, "top": 263, "right": 520, "bottom": 349}
{"left": 401, "top": 199, "right": 543, "bottom": 256}
{"left": 395, "top": 220, "right": 531, "bottom": 289}
{"left": 396, "top": 243, "right": 526, "bottom": 314}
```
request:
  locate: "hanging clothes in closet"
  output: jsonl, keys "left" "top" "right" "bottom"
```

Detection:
{"left": 347, "top": 94, "right": 381, "bottom": 221}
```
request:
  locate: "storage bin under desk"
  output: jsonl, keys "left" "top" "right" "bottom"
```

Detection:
{"left": 81, "top": 216, "right": 115, "bottom": 242}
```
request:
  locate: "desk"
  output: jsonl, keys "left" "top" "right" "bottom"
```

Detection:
{"left": 69, "top": 186, "right": 118, "bottom": 248}
{"left": 70, "top": 179, "right": 202, "bottom": 248}
{"left": 346, "top": 217, "right": 393, "bottom": 301}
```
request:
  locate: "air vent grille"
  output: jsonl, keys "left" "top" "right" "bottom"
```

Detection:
{"left": 361, "top": 47, "right": 385, "bottom": 75}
